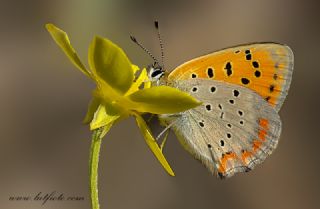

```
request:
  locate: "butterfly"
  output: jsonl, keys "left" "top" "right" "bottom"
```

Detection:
{"left": 132, "top": 22, "right": 294, "bottom": 179}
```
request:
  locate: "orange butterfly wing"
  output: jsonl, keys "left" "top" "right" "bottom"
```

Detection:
{"left": 168, "top": 43, "right": 294, "bottom": 111}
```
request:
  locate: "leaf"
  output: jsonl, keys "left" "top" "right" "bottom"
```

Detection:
{"left": 88, "top": 36, "right": 134, "bottom": 94}
{"left": 135, "top": 114, "right": 175, "bottom": 176}
{"left": 45, "top": 24, "right": 92, "bottom": 78}
{"left": 128, "top": 86, "right": 202, "bottom": 114}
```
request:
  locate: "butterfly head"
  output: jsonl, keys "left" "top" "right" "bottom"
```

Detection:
{"left": 131, "top": 21, "right": 166, "bottom": 84}
{"left": 148, "top": 62, "right": 165, "bottom": 82}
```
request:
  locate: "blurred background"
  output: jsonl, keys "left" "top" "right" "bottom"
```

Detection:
{"left": 0, "top": 0, "right": 319, "bottom": 209}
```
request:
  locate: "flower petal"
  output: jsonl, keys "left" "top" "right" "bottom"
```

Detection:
{"left": 125, "top": 68, "right": 148, "bottom": 96}
{"left": 45, "top": 24, "right": 92, "bottom": 78}
{"left": 128, "top": 86, "right": 202, "bottom": 114}
{"left": 88, "top": 36, "right": 134, "bottom": 94}
{"left": 144, "top": 80, "right": 151, "bottom": 89}
{"left": 93, "top": 84, "right": 134, "bottom": 114}
{"left": 131, "top": 64, "right": 140, "bottom": 74}
{"left": 135, "top": 114, "right": 175, "bottom": 176}
{"left": 90, "top": 104, "right": 121, "bottom": 130}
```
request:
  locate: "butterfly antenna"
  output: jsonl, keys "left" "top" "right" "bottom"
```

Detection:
{"left": 130, "top": 35, "right": 159, "bottom": 64}
{"left": 154, "top": 20, "right": 165, "bottom": 69}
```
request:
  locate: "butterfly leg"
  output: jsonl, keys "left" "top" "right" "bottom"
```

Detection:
{"left": 160, "top": 130, "right": 170, "bottom": 151}
{"left": 156, "top": 119, "right": 177, "bottom": 141}
{"left": 156, "top": 119, "right": 179, "bottom": 151}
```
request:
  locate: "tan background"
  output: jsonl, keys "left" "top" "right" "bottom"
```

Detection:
{"left": 0, "top": 0, "right": 319, "bottom": 209}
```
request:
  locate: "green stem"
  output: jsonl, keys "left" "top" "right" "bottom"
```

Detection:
{"left": 89, "top": 128, "right": 103, "bottom": 209}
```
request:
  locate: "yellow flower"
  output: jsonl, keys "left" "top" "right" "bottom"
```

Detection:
{"left": 46, "top": 24, "right": 201, "bottom": 176}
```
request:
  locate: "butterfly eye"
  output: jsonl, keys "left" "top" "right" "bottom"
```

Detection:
{"left": 148, "top": 66, "right": 164, "bottom": 81}
{"left": 151, "top": 69, "right": 163, "bottom": 78}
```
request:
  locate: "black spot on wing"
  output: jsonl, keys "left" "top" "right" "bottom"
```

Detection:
{"left": 245, "top": 50, "right": 252, "bottom": 60}
{"left": 233, "top": 90, "right": 240, "bottom": 97}
{"left": 252, "top": 61, "right": 259, "bottom": 68}
{"left": 241, "top": 78, "right": 250, "bottom": 85}
{"left": 269, "top": 85, "right": 275, "bottom": 92}
{"left": 254, "top": 70, "right": 261, "bottom": 78}
{"left": 220, "top": 140, "right": 225, "bottom": 146}
{"left": 218, "top": 172, "right": 225, "bottom": 179}
{"left": 246, "top": 54, "right": 252, "bottom": 60}
{"left": 207, "top": 68, "right": 214, "bottom": 78}
{"left": 205, "top": 104, "right": 212, "bottom": 111}
{"left": 224, "top": 62, "right": 232, "bottom": 76}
